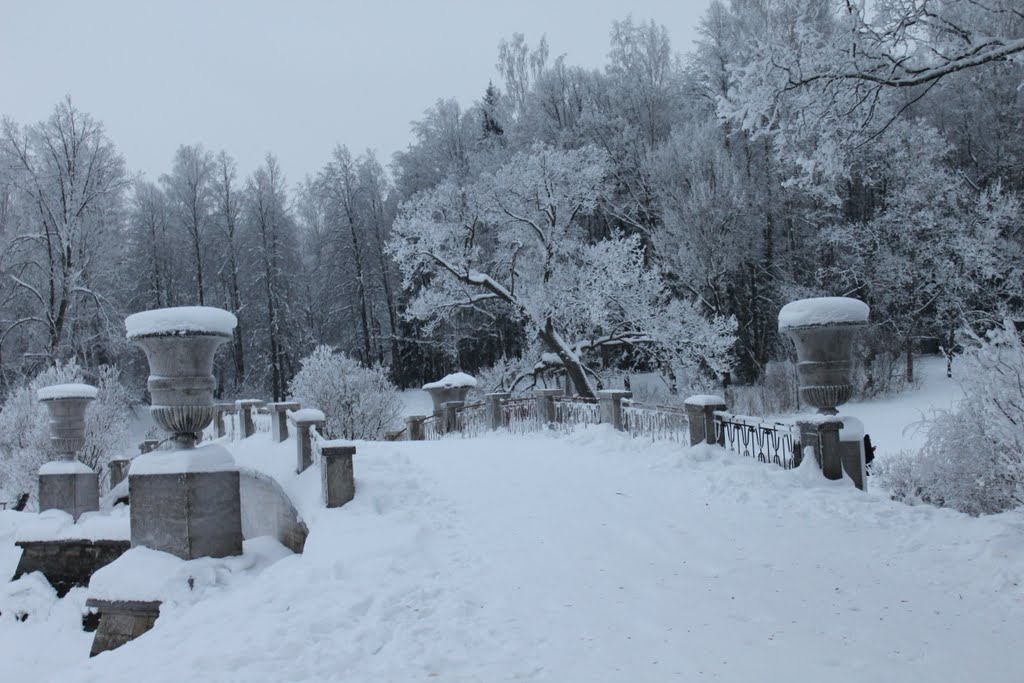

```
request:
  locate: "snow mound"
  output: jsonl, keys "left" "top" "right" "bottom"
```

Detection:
{"left": 778, "top": 297, "right": 869, "bottom": 330}
{"left": 125, "top": 306, "right": 237, "bottom": 339}
{"left": 290, "top": 408, "right": 325, "bottom": 423}
{"left": 128, "top": 445, "right": 235, "bottom": 476}
{"left": 16, "top": 507, "right": 130, "bottom": 542}
{"left": 38, "top": 460, "right": 95, "bottom": 475}
{"left": 422, "top": 372, "right": 477, "bottom": 390}
{"left": 36, "top": 383, "right": 98, "bottom": 401}
{"left": 684, "top": 394, "right": 726, "bottom": 407}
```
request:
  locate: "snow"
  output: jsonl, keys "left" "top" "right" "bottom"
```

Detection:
{"left": 128, "top": 445, "right": 235, "bottom": 476}
{"left": 38, "top": 459, "right": 95, "bottom": 475}
{"left": 125, "top": 306, "right": 237, "bottom": 339}
{"left": 422, "top": 372, "right": 477, "bottom": 390}
{"left": 289, "top": 408, "right": 325, "bottom": 423}
{"left": 3, "top": 357, "right": 1022, "bottom": 682}
{"left": 36, "top": 383, "right": 98, "bottom": 401}
{"left": 684, "top": 393, "right": 726, "bottom": 406}
{"left": 838, "top": 415, "right": 865, "bottom": 441}
{"left": 778, "top": 296, "right": 869, "bottom": 330}
{"left": 15, "top": 507, "right": 130, "bottom": 542}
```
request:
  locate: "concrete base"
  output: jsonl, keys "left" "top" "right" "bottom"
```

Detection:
{"left": 129, "top": 469, "right": 243, "bottom": 559}
{"left": 321, "top": 445, "right": 356, "bottom": 508}
{"left": 39, "top": 471, "right": 99, "bottom": 520}
{"left": 86, "top": 599, "right": 161, "bottom": 656}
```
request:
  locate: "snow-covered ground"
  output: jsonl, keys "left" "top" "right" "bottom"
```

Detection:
{"left": 3, "top": 356, "right": 1021, "bottom": 682}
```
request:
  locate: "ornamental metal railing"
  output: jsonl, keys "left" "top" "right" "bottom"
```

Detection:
{"left": 713, "top": 411, "right": 798, "bottom": 469}
{"left": 622, "top": 400, "right": 689, "bottom": 443}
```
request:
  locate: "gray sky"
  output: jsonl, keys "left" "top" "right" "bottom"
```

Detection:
{"left": 1, "top": 0, "right": 711, "bottom": 185}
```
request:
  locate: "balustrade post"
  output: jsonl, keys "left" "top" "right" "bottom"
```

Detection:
{"left": 597, "top": 390, "right": 633, "bottom": 431}
{"left": 485, "top": 392, "right": 511, "bottom": 430}
{"left": 320, "top": 444, "right": 356, "bottom": 508}
{"left": 235, "top": 399, "right": 265, "bottom": 438}
{"left": 138, "top": 439, "right": 161, "bottom": 455}
{"left": 442, "top": 401, "right": 464, "bottom": 434}
{"left": 215, "top": 403, "right": 238, "bottom": 440}
{"left": 291, "top": 409, "right": 326, "bottom": 474}
{"left": 108, "top": 459, "right": 131, "bottom": 490}
{"left": 796, "top": 419, "right": 844, "bottom": 481}
{"left": 405, "top": 415, "right": 426, "bottom": 441}
{"left": 684, "top": 395, "right": 727, "bottom": 447}
{"left": 267, "top": 401, "right": 301, "bottom": 443}
{"left": 535, "top": 388, "right": 561, "bottom": 425}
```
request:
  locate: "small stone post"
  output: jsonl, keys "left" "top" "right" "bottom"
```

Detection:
{"left": 684, "top": 395, "right": 727, "bottom": 447}
{"left": 405, "top": 415, "right": 426, "bottom": 441}
{"left": 267, "top": 401, "right": 301, "bottom": 443}
{"left": 108, "top": 459, "right": 131, "bottom": 490}
{"left": 535, "top": 388, "right": 561, "bottom": 425}
{"left": 138, "top": 439, "right": 161, "bottom": 455}
{"left": 213, "top": 403, "right": 235, "bottom": 439}
{"left": 320, "top": 444, "right": 356, "bottom": 508}
{"left": 838, "top": 416, "right": 867, "bottom": 491}
{"left": 235, "top": 399, "right": 265, "bottom": 438}
{"left": 486, "top": 392, "right": 511, "bottom": 430}
{"left": 442, "top": 401, "right": 464, "bottom": 434}
{"left": 797, "top": 419, "right": 844, "bottom": 481}
{"left": 292, "top": 409, "right": 326, "bottom": 474}
{"left": 598, "top": 390, "right": 633, "bottom": 431}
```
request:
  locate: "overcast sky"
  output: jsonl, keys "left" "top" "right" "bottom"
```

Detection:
{"left": 1, "top": 0, "right": 711, "bottom": 185}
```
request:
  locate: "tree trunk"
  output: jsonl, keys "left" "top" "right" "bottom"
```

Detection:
{"left": 538, "top": 318, "right": 595, "bottom": 398}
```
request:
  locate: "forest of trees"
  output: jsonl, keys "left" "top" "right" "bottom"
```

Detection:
{"left": 1, "top": 1, "right": 1022, "bottom": 402}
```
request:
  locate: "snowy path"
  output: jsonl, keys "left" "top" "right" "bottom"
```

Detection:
{"left": 29, "top": 428, "right": 1013, "bottom": 682}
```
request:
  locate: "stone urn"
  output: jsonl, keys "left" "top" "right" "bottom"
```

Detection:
{"left": 127, "top": 308, "right": 237, "bottom": 448}
{"left": 779, "top": 297, "right": 869, "bottom": 414}
{"left": 422, "top": 372, "right": 477, "bottom": 416}
{"left": 36, "top": 383, "right": 100, "bottom": 519}
{"left": 125, "top": 306, "right": 242, "bottom": 559}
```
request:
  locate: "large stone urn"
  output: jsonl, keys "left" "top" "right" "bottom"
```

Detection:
{"left": 37, "top": 383, "right": 99, "bottom": 519}
{"left": 779, "top": 297, "right": 869, "bottom": 414}
{"left": 422, "top": 372, "right": 477, "bottom": 416}
{"left": 125, "top": 306, "right": 242, "bottom": 559}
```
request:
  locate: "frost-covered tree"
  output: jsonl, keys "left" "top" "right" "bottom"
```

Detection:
{"left": 161, "top": 144, "right": 214, "bottom": 305}
{"left": 288, "top": 345, "right": 402, "bottom": 440}
{"left": 390, "top": 144, "right": 735, "bottom": 397}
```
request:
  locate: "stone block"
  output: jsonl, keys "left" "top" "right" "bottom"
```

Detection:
{"left": 129, "top": 470, "right": 242, "bottom": 559}
{"left": 39, "top": 471, "right": 99, "bottom": 520}
{"left": 14, "top": 539, "right": 130, "bottom": 597}
{"left": 321, "top": 445, "right": 355, "bottom": 508}
{"left": 86, "top": 599, "right": 161, "bottom": 656}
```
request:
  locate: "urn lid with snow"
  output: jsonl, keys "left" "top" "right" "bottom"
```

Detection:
{"left": 422, "top": 372, "right": 477, "bottom": 416}
{"left": 779, "top": 297, "right": 869, "bottom": 415}
{"left": 126, "top": 306, "right": 237, "bottom": 448}
{"left": 37, "top": 383, "right": 98, "bottom": 458}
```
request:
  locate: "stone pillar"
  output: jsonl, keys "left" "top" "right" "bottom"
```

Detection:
{"left": 684, "top": 395, "right": 727, "bottom": 447}
{"left": 485, "top": 392, "right": 511, "bottom": 430}
{"left": 321, "top": 444, "right": 356, "bottom": 508}
{"left": 267, "top": 401, "right": 300, "bottom": 443}
{"left": 235, "top": 399, "right": 265, "bottom": 438}
{"left": 108, "top": 459, "right": 131, "bottom": 490}
{"left": 86, "top": 599, "right": 161, "bottom": 657}
{"left": 292, "top": 411, "right": 326, "bottom": 474}
{"left": 797, "top": 419, "right": 844, "bottom": 481}
{"left": 597, "top": 390, "right": 633, "bottom": 431}
{"left": 405, "top": 415, "right": 426, "bottom": 441}
{"left": 213, "top": 403, "right": 230, "bottom": 439}
{"left": 535, "top": 388, "right": 561, "bottom": 425}
{"left": 442, "top": 401, "right": 464, "bottom": 434}
{"left": 839, "top": 416, "right": 867, "bottom": 491}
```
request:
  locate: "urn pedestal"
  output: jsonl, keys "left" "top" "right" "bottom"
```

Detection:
{"left": 125, "top": 306, "right": 242, "bottom": 560}
{"left": 37, "top": 385, "right": 99, "bottom": 520}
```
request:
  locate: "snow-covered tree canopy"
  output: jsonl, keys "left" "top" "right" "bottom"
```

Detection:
{"left": 389, "top": 144, "right": 736, "bottom": 397}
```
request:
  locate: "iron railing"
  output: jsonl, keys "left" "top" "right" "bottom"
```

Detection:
{"left": 713, "top": 411, "right": 798, "bottom": 469}
{"left": 622, "top": 401, "right": 689, "bottom": 443}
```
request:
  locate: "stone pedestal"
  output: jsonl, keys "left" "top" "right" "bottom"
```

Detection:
{"left": 39, "top": 463, "right": 99, "bottom": 520}
{"left": 128, "top": 447, "right": 242, "bottom": 560}
{"left": 214, "top": 403, "right": 237, "bottom": 439}
{"left": 797, "top": 419, "right": 844, "bottom": 481}
{"left": 598, "top": 390, "right": 633, "bottom": 431}
{"left": 684, "top": 395, "right": 727, "bottom": 446}
{"left": 442, "top": 401, "right": 464, "bottom": 434}
{"left": 139, "top": 439, "right": 161, "bottom": 454}
{"left": 108, "top": 459, "right": 131, "bottom": 490}
{"left": 321, "top": 444, "right": 356, "bottom": 508}
{"left": 268, "top": 401, "right": 301, "bottom": 443}
{"left": 87, "top": 599, "right": 161, "bottom": 657}
{"left": 293, "top": 415, "right": 325, "bottom": 473}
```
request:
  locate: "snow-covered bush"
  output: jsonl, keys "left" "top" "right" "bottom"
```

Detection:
{"left": 725, "top": 360, "right": 800, "bottom": 417}
{"left": 0, "top": 360, "right": 132, "bottom": 506}
{"left": 874, "top": 321, "right": 1024, "bottom": 515}
{"left": 288, "top": 346, "right": 403, "bottom": 440}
